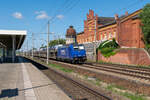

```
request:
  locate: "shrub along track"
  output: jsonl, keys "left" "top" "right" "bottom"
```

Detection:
{"left": 33, "top": 57, "right": 150, "bottom": 96}
{"left": 24, "top": 57, "right": 113, "bottom": 100}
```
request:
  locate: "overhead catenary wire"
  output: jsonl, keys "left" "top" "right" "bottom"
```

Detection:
{"left": 32, "top": 0, "right": 70, "bottom": 37}
{"left": 108, "top": 0, "right": 144, "bottom": 16}
{"left": 34, "top": 0, "right": 80, "bottom": 37}
{"left": 50, "top": 0, "right": 80, "bottom": 24}
{"left": 25, "top": 0, "right": 145, "bottom": 51}
{"left": 35, "top": 0, "right": 81, "bottom": 46}
{"left": 33, "top": 0, "right": 75, "bottom": 47}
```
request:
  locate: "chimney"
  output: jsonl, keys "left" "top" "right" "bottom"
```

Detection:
{"left": 87, "top": 13, "right": 89, "bottom": 20}
{"left": 125, "top": 11, "right": 128, "bottom": 16}
{"left": 115, "top": 14, "right": 119, "bottom": 20}
{"left": 70, "top": 26, "right": 73, "bottom": 28}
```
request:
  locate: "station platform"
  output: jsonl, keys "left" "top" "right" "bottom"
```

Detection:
{"left": 0, "top": 57, "right": 71, "bottom": 100}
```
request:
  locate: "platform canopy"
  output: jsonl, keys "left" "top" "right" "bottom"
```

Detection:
{"left": 0, "top": 30, "right": 27, "bottom": 50}
{"left": 0, "top": 42, "right": 6, "bottom": 48}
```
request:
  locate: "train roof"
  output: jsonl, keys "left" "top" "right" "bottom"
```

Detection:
{"left": 58, "top": 43, "right": 84, "bottom": 49}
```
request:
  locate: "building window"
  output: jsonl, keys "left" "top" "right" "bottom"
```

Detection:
{"left": 104, "top": 32, "right": 107, "bottom": 40}
{"left": 101, "top": 34, "right": 103, "bottom": 40}
{"left": 88, "top": 37, "right": 90, "bottom": 42}
{"left": 114, "top": 31, "right": 116, "bottom": 37}
{"left": 109, "top": 32, "right": 112, "bottom": 39}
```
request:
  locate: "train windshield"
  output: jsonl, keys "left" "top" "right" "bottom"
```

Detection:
{"left": 79, "top": 46, "right": 84, "bottom": 50}
{"left": 73, "top": 46, "right": 79, "bottom": 50}
{"left": 73, "top": 45, "right": 84, "bottom": 50}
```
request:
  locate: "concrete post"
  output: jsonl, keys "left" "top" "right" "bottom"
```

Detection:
{"left": 6, "top": 49, "right": 9, "bottom": 57}
{"left": 12, "top": 36, "right": 16, "bottom": 63}
{"left": 1, "top": 48, "right": 4, "bottom": 62}
{"left": 3, "top": 48, "right": 5, "bottom": 62}
{"left": 47, "top": 21, "right": 50, "bottom": 64}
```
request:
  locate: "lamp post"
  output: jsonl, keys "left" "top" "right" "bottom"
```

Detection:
{"left": 32, "top": 33, "right": 34, "bottom": 59}
{"left": 47, "top": 21, "right": 50, "bottom": 64}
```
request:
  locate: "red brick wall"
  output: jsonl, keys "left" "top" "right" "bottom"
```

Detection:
{"left": 77, "top": 9, "right": 145, "bottom": 48}
{"left": 98, "top": 48, "right": 150, "bottom": 66}
{"left": 77, "top": 10, "right": 117, "bottom": 44}
{"left": 77, "top": 10, "right": 99, "bottom": 44}
{"left": 118, "top": 18, "right": 145, "bottom": 48}
{"left": 97, "top": 25, "right": 117, "bottom": 41}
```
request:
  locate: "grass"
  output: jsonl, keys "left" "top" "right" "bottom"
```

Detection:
{"left": 86, "top": 59, "right": 96, "bottom": 63}
{"left": 83, "top": 75, "right": 102, "bottom": 86}
{"left": 32, "top": 57, "right": 148, "bottom": 100}
{"left": 106, "top": 84, "right": 126, "bottom": 91}
{"left": 48, "top": 63, "right": 73, "bottom": 73}
{"left": 84, "top": 75, "right": 89, "bottom": 79}
{"left": 32, "top": 58, "right": 73, "bottom": 73}
{"left": 106, "top": 84, "right": 147, "bottom": 100}
{"left": 121, "top": 92, "right": 146, "bottom": 100}
{"left": 84, "top": 74, "right": 147, "bottom": 100}
{"left": 100, "top": 47, "right": 117, "bottom": 57}
{"left": 95, "top": 79, "right": 101, "bottom": 86}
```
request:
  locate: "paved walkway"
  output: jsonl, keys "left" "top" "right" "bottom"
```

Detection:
{"left": 0, "top": 57, "right": 71, "bottom": 100}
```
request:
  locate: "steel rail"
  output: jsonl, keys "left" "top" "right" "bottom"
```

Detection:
{"left": 26, "top": 56, "right": 113, "bottom": 100}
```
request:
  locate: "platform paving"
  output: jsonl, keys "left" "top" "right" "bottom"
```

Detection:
{"left": 0, "top": 57, "right": 71, "bottom": 100}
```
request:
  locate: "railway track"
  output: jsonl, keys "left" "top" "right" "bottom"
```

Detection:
{"left": 27, "top": 56, "right": 150, "bottom": 96}
{"left": 43, "top": 66, "right": 112, "bottom": 100}
{"left": 27, "top": 57, "right": 113, "bottom": 100}
{"left": 83, "top": 64, "right": 150, "bottom": 81}
{"left": 87, "top": 62, "right": 150, "bottom": 72}
{"left": 38, "top": 57, "right": 150, "bottom": 85}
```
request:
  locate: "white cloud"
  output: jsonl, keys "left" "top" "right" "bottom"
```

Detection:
{"left": 12, "top": 12, "right": 23, "bottom": 19}
{"left": 35, "top": 11, "right": 49, "bottom": 20}
{"left": 51, "top": 32, "right": 55, "bottom": 34}
{"left": 56, "top": 15, "right": 64, "bottom": 19}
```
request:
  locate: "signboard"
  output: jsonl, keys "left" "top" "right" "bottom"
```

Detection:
{"left": 61, "top": 49, "right": 66, "bottom": 55}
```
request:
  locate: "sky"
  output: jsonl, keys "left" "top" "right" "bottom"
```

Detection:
{"left": 0, "top": 0, "right": 149, "bottom": 50}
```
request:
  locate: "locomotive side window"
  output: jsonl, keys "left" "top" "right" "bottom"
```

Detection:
{"left": 73, "top": 46, "right": 79, "bottom": 50}
{"left": 79, "top": 46, "right": 84, "bottom": 50}
{"left": 73, "top": 45, "right": 85, "bottom": 50}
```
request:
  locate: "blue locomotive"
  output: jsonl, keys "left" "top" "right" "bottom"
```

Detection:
{"left": 57, "top": 43, "right": 87, "bottom": 63}
{"left": 33, "top": 43, "right": 87, "bottom": 63}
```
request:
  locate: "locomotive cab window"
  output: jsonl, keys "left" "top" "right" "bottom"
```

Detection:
{"left": 73, "top": 45, "right": 85, "bottom": 50}
{"left": 73, "top": 46, "right": 79, "bottom": 50}
{"left": 79, "top": 46, "right": 84, "bottom": 50}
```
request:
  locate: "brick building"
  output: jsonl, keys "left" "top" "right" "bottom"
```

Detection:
{"left": 66, "top": 26, "right": 77, "bottom": 44}
{"left": 77, "top": 9, "right": 145, "bottom": 48}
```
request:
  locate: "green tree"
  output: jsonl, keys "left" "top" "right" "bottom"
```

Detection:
{"left": 49, "top": 39, "right": 66, "bottom": 47}
{"left": 33, "top": 48, "right": 37, "bottom": 50}
{"left": 40, "top": 44, "right": 46, "bottom": 49}
{"left": 140, "top": 3, "right": 150, "bottom": 49}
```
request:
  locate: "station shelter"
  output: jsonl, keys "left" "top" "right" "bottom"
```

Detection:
{"left": 0, "top": 30, "right": 26, "bottom": 62}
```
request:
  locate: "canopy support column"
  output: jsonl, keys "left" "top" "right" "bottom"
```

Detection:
{"left": 12, "top": 36, "right": 16, "bottom": 63}
{"left": 1, "top": 48, "right": 5, "bottom": 62}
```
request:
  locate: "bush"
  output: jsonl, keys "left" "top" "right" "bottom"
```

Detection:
{"left": 101, "top": 48, "right": 114, "bottom": 54}
{"left": 98, "top": 39, "right": 119, "bottom": 57}
{"left": 101, "top": 48, "right": 117, "bottom": 57}
{"left": 98, "top": 38, "right": 119, "bottom": 49}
